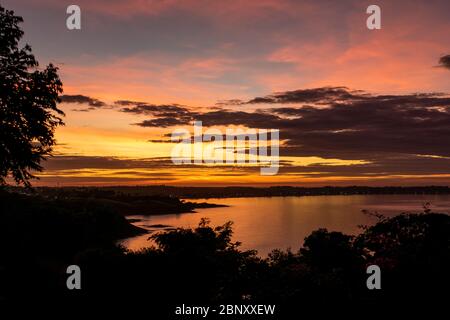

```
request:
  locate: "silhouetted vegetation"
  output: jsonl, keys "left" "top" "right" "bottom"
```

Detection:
{"left": 1, "top": 188, "right": 448, "bottom": 315}
{"left": 5, "top": 186, "right": 227, "bottom": 215}
{"left": 0, "top": 6, "right": 64, "bottom": 186}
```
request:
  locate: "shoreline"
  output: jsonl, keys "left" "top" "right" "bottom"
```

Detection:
{"left": 182, "top": 191, "right": 450, "bottom": 200}
{"left": 26, "top": 185, "right": 450, "bottom": 200}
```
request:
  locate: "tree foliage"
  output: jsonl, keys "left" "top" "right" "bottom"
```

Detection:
{"left": 0, "top": 6, "right": 64, "bottom": 186}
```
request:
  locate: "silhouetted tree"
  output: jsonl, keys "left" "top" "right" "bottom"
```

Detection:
{"left": 355, "top": 212, "right": 450, "bottom": 304}
{"left": 0, "top": 6, "right": 64, "bottom": 186}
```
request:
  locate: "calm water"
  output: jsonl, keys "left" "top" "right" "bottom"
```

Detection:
{"left": 120, "top": 194, "right": 450, "bottom": 256}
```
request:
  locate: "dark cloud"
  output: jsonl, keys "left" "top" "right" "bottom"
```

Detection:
{"left": 214, "top": 87, "right": 366, "bottom": 106}
{"left": 438, "top": 55, "right": 450, "bottom": 70}
{"left": 62, "top": 87, "right": 450, "bottom": 178}
{"left": 43, "top": 155, "right": 176, "bottom": 171}
{"left": 245, "top": 87, "right": 368, "bottom": 104}
{"left": 149, "top": 132, "right": 265, "bottom": 144}
{"left": 130, "top": 107, "right": 281, "bottom": 128}
{"left": 215, "top": 99, "right": 245, "bottom": 107}
{"left": 42, "top": 155, "right": 267, "bottom": 176}
{"left": 117, "top": 102, "right": 196, "bottom": 127}
{"left": 277, "top": 92, "right": 450, "bottom": 157}
{"left": 60, "top": 95, "right": 107, "bottom": 109}
{"left": 114, "top": 100, "right": 147, "bottom": 106}
{"left": 120, "top": 103, "right": 192, "bottom": 116}
{"left": 136, "top": 117, "right": 192, "bottom": 127}
{"left": 277, "top": 153, "right": 450, "bottom": 176}
{"left": 197, "top": 110, "right": 280, "bottom": 127}
{"left": 40, "top": 152, "right": 450, "bottom": 184}
{"left": 135, "top": 88, "right": 450, "bottom": 174}
{"left": 124, "top": 88, "right": 450, "bottom": 161}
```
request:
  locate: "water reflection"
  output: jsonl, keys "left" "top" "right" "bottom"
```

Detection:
{"left": 119, "top": 194, "right": 450, "bottom": 256}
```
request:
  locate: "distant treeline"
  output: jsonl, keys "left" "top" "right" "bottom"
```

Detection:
{"left": 13, "top": 185, "right": 450, "bottom": 199}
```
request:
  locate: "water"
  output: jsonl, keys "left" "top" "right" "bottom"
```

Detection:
{"left": 119, "top": 194, "right": 450, "bottom": 256}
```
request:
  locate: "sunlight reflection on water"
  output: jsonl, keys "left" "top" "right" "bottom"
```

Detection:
{"left": 119, "top": 194, "right": 450, "bottom": 256}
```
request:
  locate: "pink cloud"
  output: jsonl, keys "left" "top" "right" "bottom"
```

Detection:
{"left": 264, "top": 1, "right": 450, "bottom": 94}
{"left": 29, "top": 0, "right": 296, "bottom": 20}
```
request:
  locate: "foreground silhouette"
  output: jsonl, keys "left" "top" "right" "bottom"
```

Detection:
{"left": 0, "top": 6, "right": 64, "bottom": 187}
{"left": 0, "top": 189, "right": 448, "bottom": 316}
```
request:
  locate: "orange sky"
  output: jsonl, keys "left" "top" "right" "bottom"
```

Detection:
{"left": 4, "top": 0, "right": 450, "bottom": 186}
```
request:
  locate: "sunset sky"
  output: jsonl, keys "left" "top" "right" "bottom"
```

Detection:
{"left": 4, "top": 0, "right": 450, "bottom": 186}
